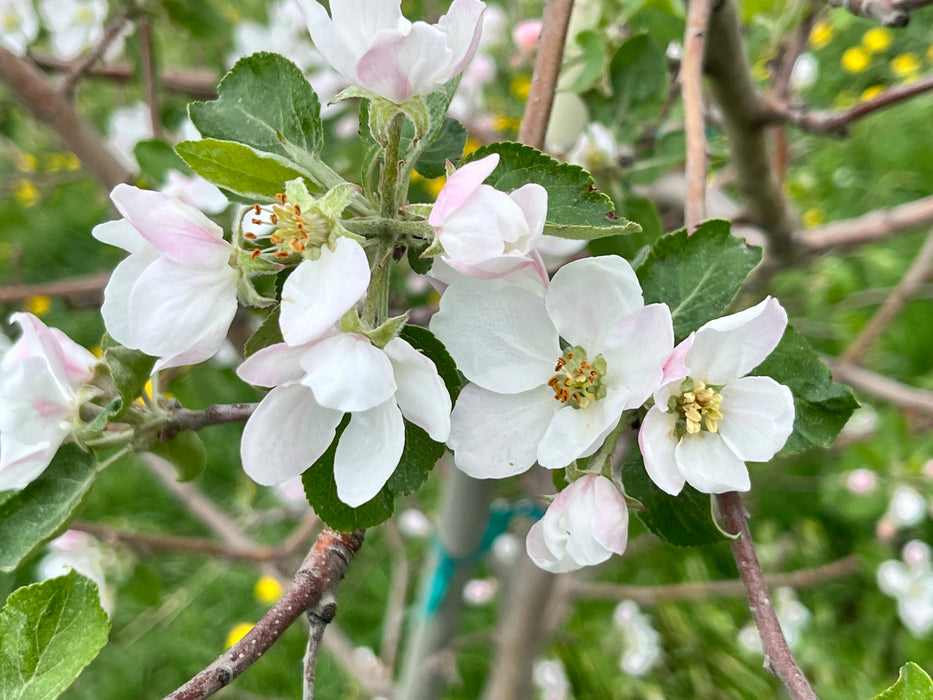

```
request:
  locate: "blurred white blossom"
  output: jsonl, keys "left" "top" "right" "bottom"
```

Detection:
{"left": 738, "top": 587, "right": 811, "bottom": 653}
{"left": 39, "top": 0, "right": 107, "bottom": 60}
{"left": 614, "top": 600, "right": 662, "bottom": 676}
{"left": 878, "top": 540, "right": 933, "bottom": 636}
{"left": 532, "top": 658, "right": 571, "bottom": 700}
{"left": 0, "top": 0, "right": 38, "bottom": 55}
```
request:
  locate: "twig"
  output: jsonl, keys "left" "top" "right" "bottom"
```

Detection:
{"left": 303, "top": 592, "right": 338, "bottom": 700}
{"left": 842, "top": 228, "right": 933, "bottom": 363}
{"left": 139, "top": 17, "right": 161, "bottom": 139}
{"left": 717, "top": 492, "right": 818, "bottom": 700}
{"left": 571, "top": 555, "right": 860, "bottom": 603}
{"left": 165, "top": 528, "right": 364, "bottom": 700}
{"left": 0, "top": 45, "right": 130, "bottom": 190}
{"left": 799, "top": 193, "right": 933, "bottom": 251}
{"left": 0, "top": 272, "right": 110, "bottom": 304}
{"left": 681, "top": 0, "right": 715, "bottom": 231}
{"left": 821, "top": 0, "right": 933, "bottom": 26}
{"left": 827, "top": 360, "right": 933, "bottom": 414}
{"left": 516, "top": 0, "right": 575, "bottom": 150}
{"left": 61, "top": 4, "right": 138, "bottom": 96}
{"left": 158, "top": 403, "right": 259, "bottom": 441}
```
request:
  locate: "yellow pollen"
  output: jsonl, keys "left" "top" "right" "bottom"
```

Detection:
{"left": 678, "top": 380, "right": 724, "bottom": 434}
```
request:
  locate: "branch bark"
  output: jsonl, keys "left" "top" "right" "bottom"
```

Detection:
{"left": 158, "top": 403, "right": 259, "bottom": 441}
{"left": 799, "top": 193, "right": 933, "bottom": 251}
{"left": 827, "top": 360, "right": 933, "bottom": 414}
{"left": 820, "top": 0, "right": 933, "bottom": 26}
{"left": 681, "top": 0, "right": 715, "bottom": 231}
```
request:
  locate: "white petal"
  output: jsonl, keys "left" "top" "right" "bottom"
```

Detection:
{"left": 638, "top": 408, "right": 685, "bottom": 496}
{"left": 537, "top": 400, "right": 620, "bottom": 469}
{"left": 600, "top": 303, "right": 674, "bottom": 408}
{"left": 877, "top": 560, "right": 911, "bottom": 597}
{"left": 240, "top": 384, "right": 342, "bottom": 485}
{"left": 0, "top": 357, "right": 71, "bottom": 441}
{"left": 718, "top": 376, "right": 795, "bottom": 462}
{"left": 237, "top": 342, "right": 309, "bottom": 388}
{"left": 91, "top": 218, "right": 148, "bottom": 253}
{"left": 448, "top": 384, "right": 554, "bottom": 478}
{"left": 431, "top": 277, "right": 558, "bottom": 393}
{"left": 686, "top": 297, "right": 788, "bottom": 384}
{"left": 357, "top": 22, "right": 449, "bottom": 102}
{"left": 383, "top": 338, "right": 451, "bottom": 442}
{"left": 280, "top": 238, "right": 370, "bottom": 346}
{"left": 429, "top": 154, "right": 498, "bottom": 226}
{"left": 434, "top": 186, "right": 515, "bottom": 264}
{"left": 675, "top": 431, "right": 751, "bottom": 494}
{"left": 98, "top": 251, "right": 159, "bottom": 349}
{"left": 508, "top": 183, "right": 547, "bottom": 247}
{"left": 334, "top": 399, "right": 404, "bottom": 507}
{"left": 546, "top": 256, "right": 644, "bottom": 350}
{"left": 564, "top": 476, "right": 627, "bottom": 565}
{"left": 526, "top": 519, "right": 574, "bottom": 573}
{"left": 300, "top": 334, "right": 396, "bottom": 412}
{"left": 0, "top": 433, "right": 59, "bottom": 490}
{"left": 437, "top": 0, "right": 485, "bottom": 76}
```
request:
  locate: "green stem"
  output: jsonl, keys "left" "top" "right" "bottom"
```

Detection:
{"left": 380, "top": 112, "right": 405, "bottom": 219}
{"left": 362, "top": 239, "right": 393, "bottom": 327}
{"left": 342, "top": 218, "right": 433, "bottom": 241}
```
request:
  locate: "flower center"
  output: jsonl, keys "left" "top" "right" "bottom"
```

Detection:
{"left": 245, "top": 193, "right": 329, "bottom": 259}
{"left": 669, "top": 379, "right": 723, "bottom": 436}
{"left": 547, "top": 346, "right": 606, "bottom": 409}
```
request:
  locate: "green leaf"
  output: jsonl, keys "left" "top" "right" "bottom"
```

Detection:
{"left": 466, "top": 142, "right": 640, "bottom": 240}
{"left": 873, "top": 662, "right": 933, "bottom": 700}
{"left": 637, "top": 220, "right": 763, "bottom": 340}
{"left": 176, "top": 139, "right": 311, "bottom": 202}
{"left": 564, "top": 30, "right": 607, "bottom": 93}
{"left": 399, "top": 325, "right": 461, "bottom": 404}
{"left": 406, "top": 241, "right": 433, "bottom": 275}
{"left": 751, "top": 325, "right": 859, "bottom": 456}
{"left": 0, "top": 571, "right": 110, "bottom": 700}
{"left": 607, "top": 33, "right": 668, "bottom": 120}
{"left": 621, "top": 449, "right": 727, "bottom": 547}
{"left": 0, "top": 445, "right": 98, "bottom": 572}
{"left": 133, "top": 139, "right": 190, "bottom": 183}
{"left": 101, "top": 334, "right": 155, "bottom": 411}
{"left": 243, "top": 306, "right": 283, "bottom": 358}
{"left": 414, "top": 117, "right": 467, "bottom": 180}
{"left": 588, "top": 196, "right": 663, "bottom": 261}
{"left": 188, "top": 52, "right": 323, "bottom": 163}
{"left": 149, "top": 431, "right": 207, "bottom": 482}
{"left": 161, "top": 0, "right": 228, "bottom": 38}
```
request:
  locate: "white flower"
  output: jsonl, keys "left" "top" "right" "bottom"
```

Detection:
{"left": 532, "top": 658, "right": 570, "bottom": 700}
{"left": 429, "top": 153, "right": 549, "bottom": 283}
{"left": 92, "top": 184, "right": 239, "bottom": 370}
{"left": 0, "top": 313, "right": 97, "bottom": 490}
{"left": 159, "top": 170, "right": 228, "bottom": 215}
{"left": 37, "top": 530, "right": 115, "bottom": 613}
{"left": 613, "top": 601, "right": 663, "bottom": 676}
{"left": 526, "top": 474, "right": 629, "bottom": 573}
{"left": 878, "top": 540, "right": 933, "bottom": 636}
{"left": 38, "top": 0, "right": 107, "bottom": 60}
{"left": 0, "top": 0, "right": 38, "bottom": 56}
{"left": 297, "top": 0, "right": 485, "bottom": 104}
{"left": 106, "top": 102, "right": 153, "bottom": 172}
{"left": 638, "top": 297, "right": 795, "bottom": 495}
{"left": 886, "top": 485, "right": 927, "bottom": 528}
{"left": 431, "top": 256, "right": 673, "bottom": 478}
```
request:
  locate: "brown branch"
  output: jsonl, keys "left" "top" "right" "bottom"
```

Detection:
{"left": 718, "top": 492, "right": 818, "bottom": 700}
{"left": 164, "top": 528, "right": 364, "bottom": 700}
{"left": 158, "top": 403, "right": 259, "bottom": 442}
{"left": 571, "top": 555, "right": 860, "bottom": 603}
{"left": 842, "top": 228, "right": 933, "bottom": 363}
{"left": 827, "top": 360, "right": 933, "bottom": 414}
{"left": 799, "top": 193, "right": 933, "bottom": 251}
{"left": 303, "top": 592, "right": 338, "bottom": 700}
{"left": 516, "top": 0, "right": 574, "bottom": 150}
{"left": 681, "top": 0, "right": 715, "bottom": 231}
{"left": 0, "top": 45, "right": 131, "bottom": 190}
{"left": 821, "top": 0, "right": 933, "bottom": 26}
{"left": 0, "top": 272, "right": 110, "bottom": 304}
{"left": 61, "top": 4, "right": 138, "bottom": 96}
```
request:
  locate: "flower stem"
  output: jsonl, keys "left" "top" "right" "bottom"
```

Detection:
{"left": 587, "top": 416, "right": 627, "bottom": 478}
{"left": 379, "top": 111, "right": 405, "bottom": 219}
{"left": 362, "top": 239, "right": 393, "bottom": 327}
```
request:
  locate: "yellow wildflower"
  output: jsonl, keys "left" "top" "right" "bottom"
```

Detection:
{"left": 802, "top": 209, "right": 825, "bottom": 228}
{"left": 841, "top": 47, "right": 870, "bottom": 73}
{"left": 891, "top": 53, "right": 920, "bottom": 77}
{"left": 809, "top": 20, "right": 833, "bottom": 50}
{"left": 225, "top": 622, "right": 254, "bottom": 649}
{"left": 24, "top": 295, "right": 52, "bottom": 316}
{"left": 862, "top": 27, "right": 892, "bottom": 53}
{"left": 860, "top": 85, "right": 885, "bottom": 101}
{"left": 253, "top": 575, "right": 284, "bottom": 605}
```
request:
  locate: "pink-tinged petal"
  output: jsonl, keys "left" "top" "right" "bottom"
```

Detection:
{"left": 686, "top": 297, "right": 788, "bottom": 384}
{"left": 600, "top": 303, "right": 674, "bottom": 408}
{"left": 546, "top": 256, "right": 644, "bottom": 350}
{"left": 280, "top": 238, "right": 370, "bottom": 346}
{"left": 438, "top": 0, "right": 485, "bottom": 76}
{"left": 240, "top": 384, "right": 342, "bottom": 485}
{"left": 97, "top": 250, "right": 160, "bottom": 351}
{"left": 297, "top": 0, "right": 357, "bottom": 79}
{"left": 109, "top": 184, "right": 230, "bottom": 269}
{"left": 300, "top": 334, "right": 395, "bottom": 412}
{"left": 434, "top": 187, "right": 516, "bottom": 264}
{"left": 383, "top": 337, "right": 451, "bottom": 441}
{"left": 333, "top": 399, "right": 404, "bottom": 507}
{"left": 662, "top": 334, "right": 692, "bottom": 383}
{"left": 237, "top": 342, "right": 309, "bottom": 388}
{"left": 153, "top": 312, "right": 237, "bottom": 372}
{"left": 508, "top": 183, "right": 547, "bottom": 244}
{"left": 440, "top": 253, "right": 549, "bottom": 287}
{"left": 91, "top": 218, "right": 148, "bottom": 254}
{"left": 359, "top": 22, "right": 456, "bottom": 103}
{"left": 429, "top": 154, "right": 499, "bottom": 226}
{"left": 675, "top": 431, "right": 751, "bottom": 494}
{"left": 448, "top": 384, "right": 554, "bottom": 478}
{"left": 328, "top": 0, "right": 404, "bottom": 60}
{"left": 0, "top": 433, "right": 60, "bottom": 490}
{"left": 47, "top": 328, "right": 97, "bottom": 385}
{"left": 638, "top": 408, "right": 685, "bottom": 495}
{"left": 129, "top": 258, "right": 238, "bottom": 362}
{"left": 6, "top": 313, "right": 96, "bottom": 386}
{"left": 588, "top": 476, "right": 630, "bottom": 555}
{"left": 537, "top": 400, "right": 619, "bottom": 469}
{"left": 431, "top": 277, "right": 558, "bottom": 393}
{"left": 0, "top": 357, "right": 71, "bottom": 441}
{"left": 526, "top": 519, "right": 568, "bottom": 572}
{"left": 718, "top": 376, "right": 795, "bottom": 462}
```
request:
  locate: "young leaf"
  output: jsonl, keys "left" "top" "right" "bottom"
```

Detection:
{"left": 101, "top": 334, "right": 155, "bottom": 411}
{"left": 406, "top": 241, "right": 433, "bottom": 275}
{"left": 873, "top": 662, "right": 933, "bottom": 700}
{"left": 466, "top": 142, "right": 640, "bottom": 240}
{"left": 751, "top": 325, "right": 859, "bottom": 456}
{"left": 414, "top": 117, "right": 467, "bottom": 180}
{"left": 0, "top": 445, "right": 98, "bottom": 572}
{"left": 636, "top": 220, "right": 763, "bottom": 340}
{"left": 149, "top": 431, "right": 207, "bottom": 482}
{"left": 133, "top": 139, "right": 191, "bottom": 183}
{"left": 244, "top": 306, "right": 283, "bottom": 358}
{"left": 621, "top": 450, "right": 728, "bottom": 547}
{"left": 0, "top": 571, "right": 110, "bottom": 700}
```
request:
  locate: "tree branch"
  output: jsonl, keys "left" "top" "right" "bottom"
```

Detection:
{"left": 0, "top": 272, "right": 110, "bottom": 304}
{"left": 158, "top": 403, "right": 259, "bottom": 441}
{"left": 827, "top": 360, "right": 933, "bottom": 414}
{"left": 303, "top": 592, "right": 338, "bottom": 700}
{"left": 820, "top": 0, "right": 933, "bottom": 26}
{"left": 681, "top": 0, "right": 715, "bottom": 231}
{"left": 60, "top": 4, "right": 138, "bottom": 96}
{"left": 799, "top": 193, "right": 933, "bottom": 251}
{"left": 165, "top": 528, "right": 364, "bottom": 700}
{"left": 718, "top": 492, "right": 818, "bottom": 700}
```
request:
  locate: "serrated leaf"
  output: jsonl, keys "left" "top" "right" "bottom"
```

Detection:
{"left": 149, "top": 431, "right": 207, "bottom": 482}
{"left": 636, "top": 220, "right": 763, "bottom": 339}
{"left": 589, "top": 196, "right": 663, "bottom": 261}
{"left": 101, "top": 334, "right": 155, "bottom": 411}
{"left": 751, "top": 325, "right": 859, "bottom": 456}
{"left": 466, "top": 142, "right": 638, "bottom": 239}
{"left": 244, "top": 306, "right": 283, "bottom": 358}
{"left": 873, "top": 662, "right": 933, "bottom": 700}
{"left": 621, "top": 450, "right": 727, "bottom": 547}
{"left": 399, "top": 325, "right": 461, "bottom": 403}
{"left": 133, "top": 139, "right": 190, "bottom": 183}
{"left": 176, "top": 139, "right": 311, "bottom": 202}
{"left": 414, "top": 117, "right": 467, "bottom": 179}
{"left": 0, "top": 445, "right": 97, "bottom": 572}
{"left": 0, "top": 571, "right": 110, "bottom": 700}
{"left": 189, "top": 52, "right": 323, "bottom": 163}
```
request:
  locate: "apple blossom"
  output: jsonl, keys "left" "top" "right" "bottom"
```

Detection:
{"left": 878, "top": 540, "right": 933, "bottom": 636}
{"left": 297, "top": 0, "right": 485, "bottom": 105}
{"left": 431, "top": 256, "right": 673, "bottom": 478}
{"left": 613, "top": 601, "right": 663, "bottom": 676}
{"left": 638, "top": 297, "right": 795, "bottom": 496}
{"left": 38, "top": 0, "right": 107, "bottom": 60}
{"left": 428, "top": 153, "right": 548, "bottom": 282}
{"left": 526, "top": 474, "right": 629, "bottom": 573}
{"left": 159, "top": 170, "right": 228, "bottom": 215}
{"left": 92, "top": 184, "right": 239, "bottom": 370}
{"left": 0, "top": 313, "right": 98, "bottom": 490}
{"left": 0, "top": 0, "right": 38, "bottom": 56}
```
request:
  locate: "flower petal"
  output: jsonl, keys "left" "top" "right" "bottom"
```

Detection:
{"left": 448, "top": 383, "right": 554, "bottom": 478}
{"left": 0, "top": 433, "right": 59, "bottom": 491}
{"left": 431, "top": 277, "right": 558, "bottom": 393}
{"left": 237, "top": 342, "right": 309, "bottom": 387}
{"left": 600, "top": 303, "right": 674, "bottom": 408}
{"left": 718, "top": 376, "right": 795, "bottom": 462}
{"left": 429, "top": 153, "right": 499, "bottom": 226}
{"left": 438, "top": 0, "right": 485, "bottom": 76}
{"left": 638, "top": 407, "right": 685, "bottom": 496}
{"left": 675, "top": 431, "right": 750, "bottom": 494}
{"left": 91, "top": 218, "right": 148, "bottom": 254}
{"left": 98, "top": 251, "right": 160, "bottom": 350}
{"left": 507, "top": 183, "right": 547, "bottom": 245}
{"left": 300, "top": 334, "right": 396, "bottom": 412}
{"left": 334, "top": 399, "right": 404, "bottom": 507}
{"left": 240, "top": 384, "right": 342, "bottom": 485}
{"left": 280, "top": 237, "right": 370, "bottom": 346}
{"left": 537, "top": 400, "right": 619, "bottom": 469}
{"left": 686, "top": 297, "right": 788, "bottom": 384}
{"left": 383, "top": 337, "right": 451, "bottom": 442}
